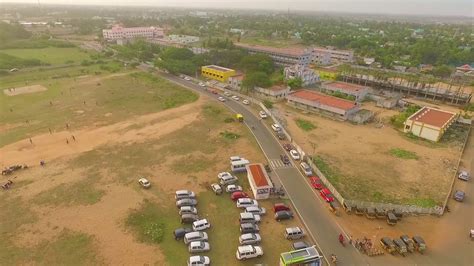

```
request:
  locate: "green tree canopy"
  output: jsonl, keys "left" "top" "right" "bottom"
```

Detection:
{"left": 242, "top": 71, "right": 272, "bottom": 89}
{"left": 160, "top": 47, "right": 194, "bottom": 61}
{"left": 239, "top": 54, "right": 274, "bottom": 75}
{"left": 287, "top": 78, "right": 303, "bottom": 90}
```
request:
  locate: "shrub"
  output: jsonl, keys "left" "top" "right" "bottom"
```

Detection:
{"left": 263, "top": 100, "right": 273, "bottom": 109}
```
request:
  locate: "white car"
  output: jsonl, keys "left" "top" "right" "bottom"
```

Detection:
{"left": 259, "top": 111, "right": 267, "bottom": 119}
{"left": 218, "top": 96, "right": 226, "bottom": 102}
{"left": 189, "top": 241, "right": 210, "bottom": 253}
{"left": 193, "top": 219, "right": 211, "bottom": 231}
{"left": 289, "top": 150, "right": 300, "bottom": 160}
{"left": 231, "top": 95, "right": 240, "bottom": 101}
{"left": 237, "top": 198, "right": 258, "bottom": 208}
{"left": 184, "top": 77, "right": 191, "bottom": 81}
{"left": 458, "top": 170, "right": 470, "bottom": 181}
{"left": 226, "top": 184, "right": 243, "bottom": 193}
{"left": 271, "top": 123, "right": 281, "bottom": 132}
{"left": 242, "top": 99, "right": 250, "bottom": 105}
{"left": 188, "top": 256, "right": 210, "bottom": 266}
{"left": 138, "top": 178, "right": 151, "bottom": 188}
{"left": 236, "top": 245, "right": 263, "bottom": 260}
{"left": 224, "top": 92, "right": 232, "bottom": 97}
{"left": 199, "top": 82, "right": 206, "bottom": 87}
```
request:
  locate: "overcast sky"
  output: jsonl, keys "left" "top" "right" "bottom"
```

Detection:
{"left": 2, "top": 0, "right": 473, "bottom": 17}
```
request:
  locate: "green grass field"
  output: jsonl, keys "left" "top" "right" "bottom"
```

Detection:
{"left": 2, "top": 47, "right": 93, "bottom": 65}
{"left": 0, "top": 71, "right": 198, "bottom": 147}
{"left": 389, "top": 148, "right": 419, "bottom": 160}
{"left": 295, "top": 118, "right": 316, "bottom": 131}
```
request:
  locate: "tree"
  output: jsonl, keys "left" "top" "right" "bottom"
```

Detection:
{"left": 239, "top": 54, "right": 274, "bottom": 74}
{"left": 242, "top": 71, "right": 272, "bottom": 90}
{"left": 160, "top": 47, "right": 194, "bottom": 61}
{"left": 432, "top": 65, "right": 453, "bottom": 78}
{"left": 287, "top": 78, "right": 303, "bottom": 90}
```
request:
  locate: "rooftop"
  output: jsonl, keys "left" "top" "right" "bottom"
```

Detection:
{"left": 247, "top": 164, "right": 271, "bottom": 187}
{"left": 203, "top": 65, "right": 234, "bottom": 72}
{"left": 268, "top": 85, "right": 288, "bottom": 92}
{"left": 323, "top": 81, "right": 368, "bottom": 92}
{"left": 289, "top": 90, "right": 357, "bottom": 111}
{"left": 235, "top": 43, "right": 309, "bottom": 57}
{"left": 407, "top": 107, "right": 457, "bottom": 128}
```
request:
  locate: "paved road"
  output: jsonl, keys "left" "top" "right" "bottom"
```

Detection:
{"left": 154, "top": 69, "right": 473, "bottom": 265}
{"left": 158, "top": 72, "right": 367, "bottom": 265}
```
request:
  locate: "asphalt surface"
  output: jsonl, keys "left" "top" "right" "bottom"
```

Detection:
{"left": 154, "top": 69, "right": 473, "bottom": 266}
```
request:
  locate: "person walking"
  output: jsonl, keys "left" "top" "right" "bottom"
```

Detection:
{"left": 49, "top": 128, "right": 52, "bottom": 134}
{"left": 72, "top": 135, "right": 76, "bottom": 141}
{"left": 29, "top": 138, "right": 33, "bottom": 144}
{"left": 66, "top": 138, "right": 69, "bottom": 144}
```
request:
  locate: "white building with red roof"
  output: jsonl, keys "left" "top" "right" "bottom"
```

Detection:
{"left": 321, "top": 81, "right": 369, "bottom": 102}
{"left": 286, "top": 89, "right": 359, "bottom": 120}
{"left": 246, "top": 163, "right": 273, "bottom": 200}
{"left": 403, "top": 107, "right": 458, "bottom": 142}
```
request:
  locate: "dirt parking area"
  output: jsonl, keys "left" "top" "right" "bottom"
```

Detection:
{"left": 3, "top": 84, "right": 48, "bottom": 96}
{"left": 275, "top": 102, "right": 462, "bottom": 206}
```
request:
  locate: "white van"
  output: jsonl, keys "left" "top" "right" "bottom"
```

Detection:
{"left": 300, "top": 162, "right": 313, "bottom": 176}
{"left": 193, "top": 219, "right": 211, "bottom": 231}
{"left": 236, "top": 245, "right": 263, "bottom": 260}
{"left": 285, "top": 227, "right": 305, "bottom": 240}
{"left": 184, "top": 231, "right": 208, "bottom": 245}
{"left": 231, "top": 159, "right": 250, "bottom": 172}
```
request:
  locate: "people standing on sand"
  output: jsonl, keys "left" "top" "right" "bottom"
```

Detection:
{"left": 50, "top": 101, "right": 53, "bottom": 106}
{"left": 29, "top": 138, "right": 33, "bottom": 144}
{"left": 66, "top": 139, "right": 69, "bottom": 144}
{"left": 72, "top": 135, "right": 76, "bottom": 141}
{"left": 66, "top": 123, "right": 69, "bottom": 129}
{"left": 49, "top": 128, "right": 52, "bottom": 134}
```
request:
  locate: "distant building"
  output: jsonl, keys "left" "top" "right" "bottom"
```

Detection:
{"left": 320, "top": 81, "right": 369, "bottom": 102}
{"left": 363, "top": 57, "right": 375, "bottom": 66}
{"left": 102, "top": 25, "right": 164, "bottom": 41}
{"left": 201, "top": 65, "right": 236, "bottom": 82}
{"left": 228, "top": 73, "right": 245, "bottom": 90}
{"left": 165, "top": 34, "right": 199, "bottom": 44}
{"left": 286, "top": 89, "right": 359, "bottom": 120}
{"left": 312, "top": 47, "right": 354, "bottom": 65}
{"left": 284, "top": 65, "right": 320, "bottom": 86}
{"left": 403, "top": 107, "right": 458, "bottom": 142}
{"left": 246, "top": 163, "right": 273, "bottom": 200}
{"left": 254, "top": 85, "right": 291, "bottom": 100}
{"left": 235, "top": 43, "right": 312, "bottom": 66}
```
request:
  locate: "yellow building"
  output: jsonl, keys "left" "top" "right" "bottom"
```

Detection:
{"left": 201, "top": 65, "right": 236, "bottom": 82}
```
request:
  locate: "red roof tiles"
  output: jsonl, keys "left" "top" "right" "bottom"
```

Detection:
{"left": 248, "top": 164, "right": 269, "bottom": 187}
{"left": 289, "top": 90, "right": 357, "bottom": 111}
{"left": 408, "top": 107, "right": 457, "bottom": 128}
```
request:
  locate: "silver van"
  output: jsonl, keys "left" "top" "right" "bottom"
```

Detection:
{"left": 300, "top": 162, "right": 313, "bottom": 176}
{"left": 285, "top": 227, "right": 305, "bottom": 240}
{"left": 184, "top": 231, "right": 208, "bottom": 245}
{"left": 239, "top": 212, "right": 261, "bottom": 224}
{"left": 181, "top": 213, "right": 199, "bottom": 224}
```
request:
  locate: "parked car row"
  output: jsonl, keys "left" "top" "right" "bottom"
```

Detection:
{"left": 173, "top": 190, "right": 212, "bottom": 265}
{"left": 453, "top": 170, "right": 470, "bottom": 203}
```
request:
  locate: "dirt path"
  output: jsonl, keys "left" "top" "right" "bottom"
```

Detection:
{"left": 0, "top": 97, "right": 204, "bottom": 167}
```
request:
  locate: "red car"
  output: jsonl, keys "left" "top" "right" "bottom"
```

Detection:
{"left": 231, "top": 191, "right": 249, "bottom": 201}
{"left": 273, "top": 203, "right": 290, "bottom": 213}
{"left": 309, "top": 176, "right": 323, "bottom": 190}
{"left": 320, "top": 188, "right": 334, "bottom": 202}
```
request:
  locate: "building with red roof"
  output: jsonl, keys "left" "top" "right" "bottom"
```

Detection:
{"left": 286, "top": 89, "right": 359, "bottom": 120}
{"left": 321, "top": 81, "right": 370, "bottom": 102}
{"left": 246, "top": 163, "right": 273, "bottom": 200}
{"left": 404, "top": 107, "right": 458, "bottom": 142}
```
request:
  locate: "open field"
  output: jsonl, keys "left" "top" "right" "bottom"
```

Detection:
{"left": 3, "top": 84, "right": 48, "bottom": 96}
{"left": 1, "top": 47, "right": 93, "bottom": 65}
{"left": 277, "top": 102, "right": 466, "bottom": 206}
{"left": 0, "top": 70, "right": 304, "bottom": 265}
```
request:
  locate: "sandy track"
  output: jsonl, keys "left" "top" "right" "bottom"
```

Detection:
{"left": 0, "top": 97, "right": 204, "bottom": 167}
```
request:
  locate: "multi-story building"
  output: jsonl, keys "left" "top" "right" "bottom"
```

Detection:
{"left": 286, "top": 89, "right": 359, "bottom": 120}
{"left": 403, "top": 107, "right": 457, "bottom": 142}
{"left": 165, "top": 35, "right": 200, "bottom": 44}
{"left": 284, "top": 65, "right": 320, "bottom": 86}
{"left": 235, "top": 43, "right": 312, "bottom": 66}
{"left": 254, "top": 85, "right": 291, "bottom": 101}
{"left": 312, "top": 47, "right": 354, "bottom": 65}
{"left": 320, "top": 81, "right": 369, "bottom": 102}
{"left": 201, "top": 65, "right": 236, "bottom": 82}
{"left": 227, "top": 73, "right": 245, "bottom": 90}
{"left": 102, "top": 25, "right": 164, "bottom": 41}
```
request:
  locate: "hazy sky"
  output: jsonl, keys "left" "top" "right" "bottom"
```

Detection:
{"left": 2, "top": 0, "right": 473, "bottom": 17}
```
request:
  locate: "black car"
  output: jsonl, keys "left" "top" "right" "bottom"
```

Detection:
{"left": 275, "top": 210, "right": 294, "bottom": 221}
{"left": 173, "top": 227, "right": 193, "bottom": 240}
{"left": 283, "top": 143, "right": 295, "bottom": 151}
{"left": 280, "top": 154, "right": 290, "bottom": 165}
{"left": 292, "top": 241, "right": 310, "bottom": 250}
